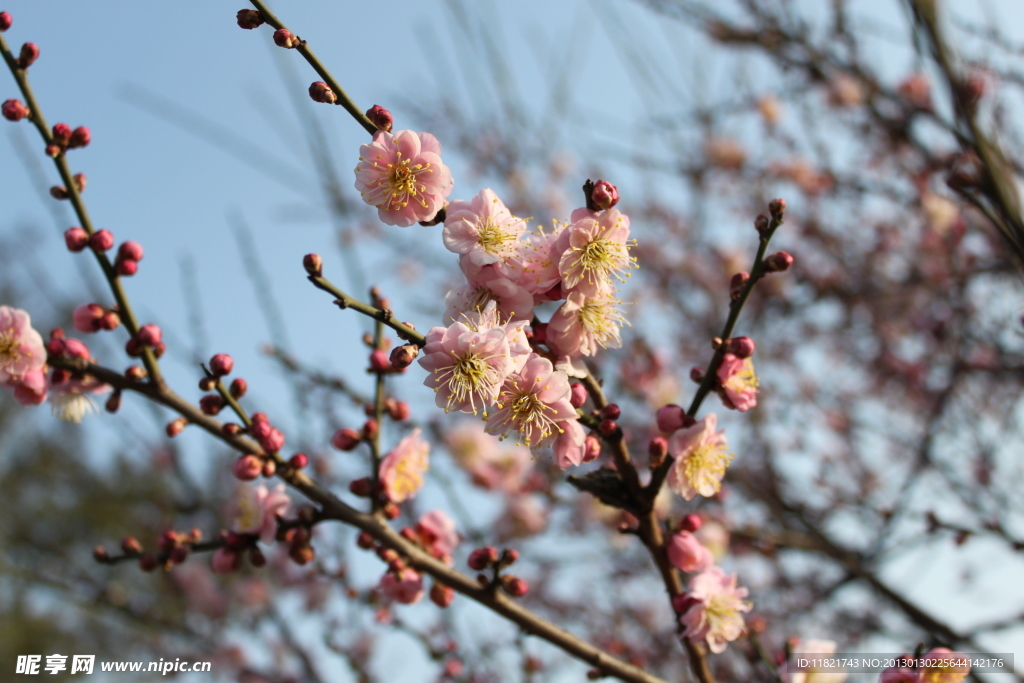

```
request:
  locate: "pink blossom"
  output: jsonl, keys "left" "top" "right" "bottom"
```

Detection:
{"left": 443, "top": 188, "right": 527, "bottom": 267}
{"left": 354, "top": 129, "right": 453, "bottom": 226}
{"left": 443, "top": 261, "right": 534, "bottom": 324}
{"left": 558, "top": 208, "right": 636, "bottom": 296}
{"left": 210, "top": 547, "right": 242, "bottom": 574}
{"left": 73, "top": 303, "right": 105, "bottom": 333}
{"left": 379, "top": 428, "right": 430, "bottom": 503}
{"left": 680, "top": 566, "right": 751, "bottom": 654}
{"left": 0, "top": 306, "right": 46, "bottom": 383}
{"left": 230, "top": 483, "right": 291, "bottom": 544}
{"left": 456, "top": 300, "right": 532, "bottom": 374}
{"left": 919, "top": 648, "right": 970, "bottom": 683}
{"left": 8, "top": 367, "right": 47, "bottom": 406}
{"left": 498, "top": 496, "right": 547, "bottom": 539}
{"left": 379, "top": 567, "right": 424, "bottom": 605}
{"left": 516, "top": 222, "right": 568, "bottom": 299}
{"left": 552, "top": 418, "right": 586, "bottom": 469}
{"left": 414, "top": 510, "right": 459, "bottom": 560}
{"left": 547, "top": 291, "right": 628, "bottom": 357}
{"left": 717, "top": 353, "right": 759, "bottom": 411}
{"left": 485, "top": 356, "right": 577, "bottom": 449}
{"left": 666, "top": 531, "right": 714, "bottom": 573}
{"left": 445, "top": 421, "right": 533, "bottom": 493}
{"left": 419, "top": 321, "right": 514, "bottom": 415}
{"left": 667, "top": 414, "right": 733, "bottom": 501}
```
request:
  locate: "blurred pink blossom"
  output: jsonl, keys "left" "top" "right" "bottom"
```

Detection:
{"left": 379, "top": 428, "right": 430, "bottom": 503}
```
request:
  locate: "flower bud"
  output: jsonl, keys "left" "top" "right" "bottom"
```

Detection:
{"left": 116, "top": 259, "right": 138, "bottom": 276}
{"left": 92, "top": 546, "right": 109, "bottom": 562}
{"left": 73, "top": 303, "right": 105, "bottom": 333}
{"left": 73, "top": 173, "right": 86, "bottom": 192}
{"left": 209, "top": 353, "right": 234, "bottom": 376}
{"left": 199, "top": 394, "right": 224, "bottom": 415}
{"left": 600, "top": 403, "right": 621, "bottom": 421}
{"left": 730, "top": 271, "right": 749, "bottom": 300}
{"left": 105, "top": 390, "right": 122, "bottom": 413}
{"left": 125, "top": 365, "right": 147, "bottom": 380}
{"left": 288, "top": 452, "right": 308, "bottom": 469}
{"left": 387, "top": 399, "right": 411, "bottom": 422}
{"left": 302, "top": 252, "right": 323, "bottom": 277}
{"left": 763, "top": 251, "right": 794, "bottom": 273}
{"left": 569, "top": 382, "right": 588, "bottom": 408}
{"left": 69, "top": 126, "right": 91, "bottom": 149}
{"left": 248, "top": 546, "right": 266, "bottom": 567}
{"left": 591, "top": 180, "right": 620, "bottom": 210}
{"left": 236, "top": 9, "right": 264, "bottom": 29}
{"left": 273, "top": 28, "right": 300, "bottom": 48}
{"left": 681, "top": 513, "right": 702, "bottom": 532}
{"left": 45, "top": 144, "right": 60, "bottom": 157}
{"left": 389, "top": 343, "right": 418, "bottom": 369}
{"left": 233, "top": 454, "right": 263, "bottom": 481}
{"left": 369, "top": 349, "right": 391, "bottom": 372}
{"left": 229, "top": 377, "right": 247, "bottom": 398}
{"left": 121, "top": 536, "right": 143, "bottom": 554}
{"left": 768, "top": 197, "right": 786, "bottom": 218}
{"left": 262, "top": 459, "right": 277, "bottom": 477}
{"left": 689, "top": 366, "right": 705, "bottom": 383}
{"left": 249, "top": 417, "right": 272, "bottom": 439}
{"left": 754, "top": 214, "right": 770, "bottom": 234}
{"left": 656, "top": 404, "right": 685, "bottom": 433}
{"left": 137, "top": 323, "right": 162, "bottom": 346}
{"left": 0, "top": 12, "right": 11, "bottom": 32}
{"left": 1, "top": 98, "right": 29, "bottom": 121}
{"left": 165, "top": 417, "right": 187, "bottom": 437}
{"left": 356, "top": 532, "right": 375, "bottom": 549}
{"left": 259, "top": 427, "right": 285, "bottom": 453}
{"left": 648, "top": 436, "right": 668, "bottom": 467}
{"left": 361, "top": 418, "right": 379, "bottom": 441}
{"left": 348, "top": 477, "right": 373, "bottom": 497}
{"left": 64, "top": 227, "right": 89, "bottom": 252}
{"left": 430, "top": 582, "right": 455, "bottom": 608}
{"left": 221, "top": 423, "right": 242, "bottom": 436}
{"left": 50, "top": 185, "right": 68, "bottom": 200}
{"left": 365, "top": 104, "right": 393, "bottom": 132}
{"left": 89, "top": 229, "right": 114, "bottom": 252}
{"left": 117, "top": 240, "right": 144, "bottom": 262}
{"left": 583, "top": 435, "right": 601, "bottom": 463}
{"left": 599, "top": 418, "right": 618, "bottom": 435}
{"left": 382, "top": 502, "right": 400, "bottom": 519}
{"left": 501, "top": 575, "right": 529, "bottom": 597}
{"left": 725, "top": 336, "right": 755, "bottom": 359}
{"left": 308, "top": 81, "right": 338, "bottom": 104}
{"left": 99, "top": 311, "right": 120, "bottom": 330}
{"left": 52, "top": 123, "right": 73, "bottom": 145}
{"left": 468, "top": 546, "right": 499, "bottom": 571}
{"left": 17, "top": 42, "right": 39, "bottom": 69}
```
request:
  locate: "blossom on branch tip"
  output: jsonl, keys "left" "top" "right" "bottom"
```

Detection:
{"left": 413, "top": 510, "right": 459, "bottom": 560}
{"left": 0, "top": 12, "right": 11, "bottom": 32}
{"left": 679, "top": 567, "right": 751, "bottom": 654}
{"left": 590, "top": 180, "right": 619, "bottom": 210}
{"left": 717, "top": 353, "right": 759, "bottom": 412}
{"left": 272, "top": 28, "right": 300, "bottom": 48}
{"left": 379, "top": 428, "right": 430, "bottom": 503}
{"left": 365, "top": 104, "right": 393, "bottom": 132}
{"left": 64, "top": 227, "right": 89, "bottom": 252}
{"left": 308, "top": 81, "right": 337, "bottom": 104}
{"left": 379, "top": 567, "right": 424, "bottom": 605}
{"left": 558, "top": 208, "right": 636, "bottom": 296}
{"left": 667, "top": 413, "right": 733, "bottom": 501}
{"left": 443, "top": 188, "right": 527, "bottom": 267}
{"left": 17, "top": 42, "right": 39, "bottom": 69}
{"left": 235, "top": 9, "right": 264, "bottom": 30}
{"left": 354, "top": 129, "right": 453, "bottom": 226}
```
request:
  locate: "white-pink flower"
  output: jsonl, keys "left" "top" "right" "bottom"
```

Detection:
{"left": 558, "top": 208, "right": 636, "bottom": 296}
{"left": 680, "top": 566, "right": 751, "bottom": 654}
{"left": 667, "top": 414, "right": 733, "bottom": 501}
{"left": 0, "top": 305, "right": 46, "bottom": 383}
{"left": 666, "top": 530, "right": 714, "bottom": 573}
{"left": 6, "top": 367, "right": 47, "bottom": 406}
{"left": 515, "top": 221, "right": 568, "bottom": 299}
{"left": 486, "top": 356, "right": 577, "bottom": 449}
{"left": 48, "top": 370, "right": 108, "bottom": 423}
{"left": 717, "top": 353, "right": 759, "bottom": 412}
{"left": 456, "top": 300, "right": 532, "bottom": 374}
{"left": 379, "top": 567, "right": 424, "bottom": 605}
{"left": 231, "top": 483, "right": 291, "bottom": 544}
{"left": 419, "top": 321, "right": 514, "bottom": 415}
{"left": 547, "top": 291, "right": 628, "bottom": 357}
{"left": 552, "top": 418, "right": 586, "bottom": 469}
{"left": 443, "top": 188, "right": 527, "bottom": 267}
{"left": 414, "top": 510, "right": 459, "bottom": 561}
{"left": 354, "top": 130, "right": 453, "bottom": 227}
{"left": 379, "top": 428, "right": 430, "bottom": 503}
{"left": 443, "top": 261, "right": 534, "bottom": 324}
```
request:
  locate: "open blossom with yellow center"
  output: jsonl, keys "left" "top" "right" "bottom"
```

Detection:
{"left": 667, "top": 413, "right": 734, "bottom": 501}
{"left": 680, "top": 567, "right": 752, "bottom": 654}
{"left": 443, "top": 188, "right": 527, "bottom": 267}
{"left": 379, "top": 428, "right": 430, "bottom": 503}
{"left": 558, "top": 208, "right": 637, "bottom": 296}
{"left": 485, "top": 356, "right": 577, "bottom": 449}
{"left": 354, "top": 129, "right": 453, "bottom": 227}
{"left": 419, "top": 320, "right": 515, "bottom": 415}
{"left": 717, "top": 353, "right": 759, "bottom": 412}
{"left": 548, "top": 291, "right": 629, "bottom": 357}
{"left": 0, "top": 305, "right": 46, "bottom": 383}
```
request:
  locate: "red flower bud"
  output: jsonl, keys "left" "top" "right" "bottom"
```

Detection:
{"left": 137, "top": 323, "right": 162, "bottom": 346}
{"left": 261, "top": 459, "right": 276, "bottom": 477}
{"left": 600, "top": 403, "right": 621, "bottom": 421}
{"left": 89, "top": 229, "right": 114, "bottom": 252}
{"left": 308, "top": 81, "right": 338, "bottom": 104}
{"left": 598, "top": 418, "right": 618, "bottom": 435}
{"left": 105, "top": 390, "right": 122, "bottom": 413}
{"left": 99, "top": 311, "right": 120, "bottom": 331}
{"left": 430, "top": 582, "right": 455, "bottom": 608}
{"left": 369, "top": 349, "right": 391, "bottom": 372}
{"left": 763, "top": 251, "right": 794, "bottom": 273}
{"left": 165, "top": 417, "right": 187, "bottom": 437}
{"left": 233, "top": 454, "right": 263, "bottom": 481}
{"left": 138, "top": 555, "right": 159, "bottom": 572}
{"left": 0, "top": 12, "right": 11, "bottom": 32}
{"left": 569, "top": 382, "right": 588, "bottom": 408}
{"left": 591, "top": 180, "right": 620, "bottom": 210}
{"left": 468, "top": 546, "right": 499, "bottom": 571}
{"left": 199, "top": 394, "right": 224, "bottom": 415}
{"left": 17, "top": 42, "right": 39, "bottom": 69}
{"left": 209, "top": 353, "right": 234, "bottom": 376}
{"left": 389, "top": 343, "right": 418, "bottom": 369}
{"left": 302, "top": 252, "right": 323, "bottom": 276}
{"left": 754, "top": 214, "right": 770, "bottom": 234}
{"left": 52, "top": 123, "right": 72, "bottom": 145}
{"left": 365, "top": 104, "right": 393, "bottom": 132}
{"left": 768, "top": 197, "right": 786, "bottom": 218}
{"left": 73, "top": 173, "right": 86, "bottom": 192}
{"left": 583, "top": 435, "right": 601, "bottom": 463}
{"left": 288, "top": 452, "right": 308, "bottom": 469}
{"left": 117, "top": 240, "right": 144, "bottom": 262}
{"left": 361, "top": 418, "right": 379, "bottom": 440}
{"left": 64, "top": 227, "right": 89, "bottom": 252}
{"left": 116, "top": 259, "right": 138, "bottom": 276}
{"left": 725, "top": 336, "right": 755, "bottom": 358}
{"left": 387, "top": 399, "right": 411, "bottom": 422}
{"left": 121, "top": 536, "right": 143, "bottom": 554}
{"left": 230, "top": 377, "right": 248, "bottom": 398}
{"left": 69, "top": 126, "right": 91, "bottom": 149}
{"left": 1, "top": 98, "right": 29, "bottom": 121}
{"left": 348, "top": 477, "right": 373, "bottom": 497}
{"left": 236, "top": 9, "right": 264, "bottom": 29}
{"left": 356, "top": 532, "right": 375, "bottom": 549}
{"left": 50, "top": 186, "right": 68, "bottom": 200}
{"left": 273, "top": 28, "right": 300, "bottom": 48}
{"left": 681, "top": 514, "right": 702, "bottom": 532}
{"left": 729, "top": 271, "right": 749, "bottom": 300}
{"left": 92, "top": 546, "right": 109, "bottom": 562}
{"left": 656, "top": 404, "right": 686, "bottom": 433}
{"left": 648, "top": 436, "right": 668, "bottom": 466}
{"left": 331, "top": 427, "right": 361, "bottom": 451}
{"left": 501, "top": 575, "right": 529, "bottom": 597}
